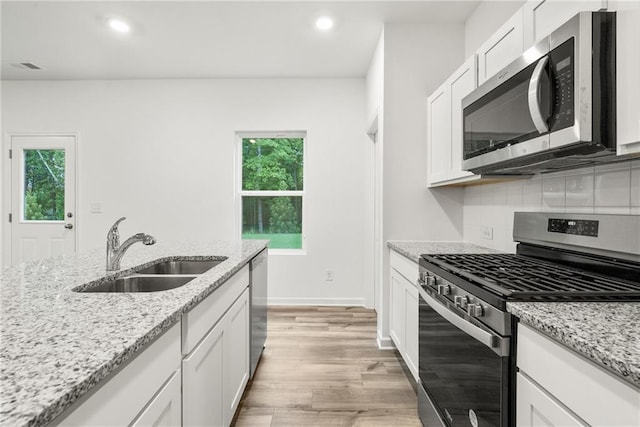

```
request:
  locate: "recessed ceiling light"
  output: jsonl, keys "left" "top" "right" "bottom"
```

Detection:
{"left": 108, "top": 18, "right": 130, "bottom": 34}
{"left": 315, "top": 16, "right": 334, "bottom": 31}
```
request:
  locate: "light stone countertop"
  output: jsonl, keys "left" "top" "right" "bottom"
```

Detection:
{"left": 387, "top": 240, "right": 640, "bottom": 390}
{"left": 0, "top": 239, "right": 267, "bottom": 427}
{"left": 508, "top": 302, "right": 640, "bottom": 389}
{"left": 387, "top": 240, "right": 500, "bottom": 263}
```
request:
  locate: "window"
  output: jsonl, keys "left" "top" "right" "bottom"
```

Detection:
{"left": 238, "top": 133, "right": 305, "bottom": 250}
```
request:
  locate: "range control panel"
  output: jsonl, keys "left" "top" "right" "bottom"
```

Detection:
{"left": 548, "top": 218, "right": 599, "bottom": 237}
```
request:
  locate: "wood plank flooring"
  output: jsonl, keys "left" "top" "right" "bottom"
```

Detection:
{"left": 232, "top": 306, "right": 422, "bottom": 427}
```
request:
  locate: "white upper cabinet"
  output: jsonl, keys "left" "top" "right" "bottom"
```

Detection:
{"left": 616, "top": 8, "right": 640, "bottom": 156}
{"left": 427, "top": 55, "right": 479, "bottom": 187}
{"left": 427, "top": 83, "right": 451, "bottom": 185}
{"left": 523, "top": 0, "right": 606, "bottom": 47}
{"left": 477, "top": 8, "right": 524, "bottom": 84}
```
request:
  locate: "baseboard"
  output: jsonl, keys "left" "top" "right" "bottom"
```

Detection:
{"left": 377, "top": 334, "right": 395, "bottom": 350}
{"left": 267, "top": 297, "right": 366, "bottom": 306}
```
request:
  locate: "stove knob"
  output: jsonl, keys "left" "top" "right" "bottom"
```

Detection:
{"left": 467, "top": 303, "right": 483, "bottom": 318}
{"left": 426, "top": 275, "right": 436, "bottom": 287}
{"left": 418, "top": 271, "right": 427, "bottom": 284}
{"left": 454, "top": 295, "right": 469, "bottom": 309}
{"left": 437, "top": 284, "right": 450, "bottom": 295}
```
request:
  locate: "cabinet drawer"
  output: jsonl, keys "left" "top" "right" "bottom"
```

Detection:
{"left": 390, "top": 250, "right": 419, "bottom": 285}
{"left": 182, "top": 264, "right": 249, "bottom": 355}
{"left": 517, "top": 324, "right": 640, "bottom": 426}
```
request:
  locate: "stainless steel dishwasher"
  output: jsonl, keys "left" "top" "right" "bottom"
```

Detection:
{"left": 249, "top": 248, "right": 268, "bottom": 378}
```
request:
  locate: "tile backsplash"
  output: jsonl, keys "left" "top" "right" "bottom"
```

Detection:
{"left": 463, "top": 159, "right": 640, "bottom": 252}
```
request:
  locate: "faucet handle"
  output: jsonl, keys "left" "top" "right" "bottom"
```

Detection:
{"left": 108, "top": 217, "right": 127, "bottom": 247}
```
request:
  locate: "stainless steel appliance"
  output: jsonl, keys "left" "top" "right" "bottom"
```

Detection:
{"left": 417, "top": 212, "right": 640, "bottom": 427}
{"left": 249, "top": 248, "right": 268, "bottom": 378}
{"left": 462, "top": 12, "right": 617, "bottom": 175}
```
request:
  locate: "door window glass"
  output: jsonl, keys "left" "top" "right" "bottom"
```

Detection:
{"left": 23, "top": 149, "right": 65, "bottom": 221}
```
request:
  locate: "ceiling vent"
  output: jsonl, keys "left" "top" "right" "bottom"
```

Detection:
{"left": 10, "top": 62, "right": 43, "bottom": 70}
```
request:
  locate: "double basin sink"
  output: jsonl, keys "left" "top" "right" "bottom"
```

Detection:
{"left": 77, "top": 258, "right": 227, "bottom": 293}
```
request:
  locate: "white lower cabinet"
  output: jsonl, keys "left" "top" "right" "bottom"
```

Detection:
{"left": 183, "top": 288, "right": 250, "bottom": 427}
{"left": 389, "top": 250, "right": 419, "bottom": 381}
{"left": 131, "top": 370, "right": 183, "bottom": 427}
{"left": 58, "top": 323, "right": 182, "bottom": 426}
{"left": 517, "top": 324, "right": 640, "bottom": 427}
{"left": 517, "top": 373, "right": 585, "bottom": 427}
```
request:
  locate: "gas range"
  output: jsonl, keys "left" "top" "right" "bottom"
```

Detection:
{"left": 416, "top": 212, "right": 640, "bottom": 427}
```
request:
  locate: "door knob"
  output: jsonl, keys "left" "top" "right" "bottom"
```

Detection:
{"left": 64, "top": 223, "right": 74, "bottom": 229}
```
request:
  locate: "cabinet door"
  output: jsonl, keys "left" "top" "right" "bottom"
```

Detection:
{"left": 449, "top": 55, "right": 477, "bottom": 180}
{"left": 183, "top": 318, "right": 226, "bottom": 427}
{"left": 517, "top": 373, "right": 586, "bottom": 427}
{"left": 223, "top": 289, "right": 250, "bottom": 426}
{"left": 427, "top": 83, "right": 451, "bottom": 185}
{"left": 389, "top": 270, "right": 406, "bottom": 352}
{"left": 131, "top": 370, "right": 182, "bottom": 427}
{"left": 523, "top": 0, "right": 605, "bottom": 47}
{"left": 404, "top": 283, "right": 419, "bottom": 381}
{"left": 616, "top": 9, "right": 640, "bottom": 156}
{"left": 477, "top": 8, "right": 524, "bottom": 84}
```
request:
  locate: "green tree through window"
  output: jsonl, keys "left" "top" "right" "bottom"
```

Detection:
{"left": 23, "top": 149, "right": 65, "bottom": 221}
{"left": 241, "top": 136, "right": 304, "bottom": 249}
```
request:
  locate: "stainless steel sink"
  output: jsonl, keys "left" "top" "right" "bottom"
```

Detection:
{"left": 134, "top": 258, "right": 227, "bottom": 275}
{"left": 79, "top": 275, "right": 194, "bottom": 293}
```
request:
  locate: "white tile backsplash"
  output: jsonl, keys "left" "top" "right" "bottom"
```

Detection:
{"left": 542, "top": 172, "right": 566, "bottom": 210}
{"left": 631, "top": 165, "right": 640, "bottom": 207}
{"left": 594, "top": 168, "right": 631, "bottom": 207}
{"left": 462, "top": 159, "right": 637, "bottom": 252}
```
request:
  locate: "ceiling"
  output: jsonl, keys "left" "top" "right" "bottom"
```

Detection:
{"left": 1, "top": 1, "right": 480, "bottom": 80}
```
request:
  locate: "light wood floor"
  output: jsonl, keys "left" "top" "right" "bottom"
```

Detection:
{"left": 232, "top": 306, "right": 422, "bottom": 427}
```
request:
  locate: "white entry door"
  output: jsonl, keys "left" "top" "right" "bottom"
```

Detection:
{"left": 10, "top": 135, "right": 76, "bottom": 264}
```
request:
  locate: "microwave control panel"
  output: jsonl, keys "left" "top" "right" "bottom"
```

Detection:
{"left": 549, "top": 38, "right": 575, "bottom": 132}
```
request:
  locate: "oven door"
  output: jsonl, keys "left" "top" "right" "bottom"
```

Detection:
{"left": 418, "top": 286, "right": 512, "bottom": 427}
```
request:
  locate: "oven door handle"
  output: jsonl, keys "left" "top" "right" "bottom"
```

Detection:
{"left": 420, "top": 289, "right": 510, "bottom": 357}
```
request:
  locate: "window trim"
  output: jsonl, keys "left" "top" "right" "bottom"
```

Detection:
{"left": 235, "top": 131, "right": 307, "bottom": 254}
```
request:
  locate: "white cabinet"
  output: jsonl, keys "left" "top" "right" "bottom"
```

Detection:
{"left": 427, "top": 55, "right": 480, "bottom": 187}
{"left": 523, "top": 0, "right": 605, "bottom": 47}
{"left": 517, "top": 373, "right": 585, "bottom": 427}
{"left": 183, "top": 288, "right": 250, "bottom": 427}
{"left": 131, "top": 370, "right": 182, "bottom": 427}
{"left": 477, "top": 8, "right": 524, "bottom": 84}
{"left": 388, "top": 250, "right": 419, "bottom": 381}
{"left": 616, "top": 9, "right": 640, "bottom": 156}
{"left": 517, "top": 324, "right": 640, "bottom": 427}
{"left": 58, "top": 323, "right": 182, "bottom": 426}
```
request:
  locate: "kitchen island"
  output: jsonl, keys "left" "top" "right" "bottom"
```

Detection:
{"left": 0, "top": 239, "right": 267, "bottom": 427}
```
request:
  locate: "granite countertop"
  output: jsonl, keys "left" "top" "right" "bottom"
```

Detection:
{"left": 387, "top": 240, "right": 500, "bottom": 262}
{"left": 388, "top": 240, "right": 639, "bottom": 389}
{"left": 508, "top": 302, "right": 640, "bottom": 389}
{"left": 0, "top": 239, "right": 267, "bottom": 427}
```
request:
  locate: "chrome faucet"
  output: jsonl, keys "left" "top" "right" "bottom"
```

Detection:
{"left": 106, "top": 217, "right": 156, "bottom": 271}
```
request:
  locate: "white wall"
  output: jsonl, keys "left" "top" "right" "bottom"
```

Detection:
{"left": 374, "top": 23, "right": 466, "bottom": 346}
{"left": 464, "top": 0, "right": 525, "bottom": 57}
{"left": 2, "top": 78, "right": 370, "bottom": 305}
{"left": 463, "top": 161, "right": 640, "bottom": 252}
{"left": 383, "top": 23, "right": 465, "bottom": 242}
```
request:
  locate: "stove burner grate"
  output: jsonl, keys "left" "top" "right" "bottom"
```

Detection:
{"left": 422, "top": 254, "right": 640, "bottom": 300}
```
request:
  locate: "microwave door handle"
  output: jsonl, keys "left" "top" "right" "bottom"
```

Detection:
{"left": 528, "top": 56, "right": 550, "bottom": 134}
{"left": 420, "top": 289, "right": 509, "bottom": 357}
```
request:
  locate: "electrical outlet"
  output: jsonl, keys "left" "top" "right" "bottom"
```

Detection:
{"left": 481, "top": 226, "right": 494, "bottom": 240}
{"left": 324, "top": 269, "right": 334, "bottom": 281}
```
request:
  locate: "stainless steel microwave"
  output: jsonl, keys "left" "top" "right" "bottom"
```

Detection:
{"left": 462, "top": 11, "right": 616, "bottom": 175}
